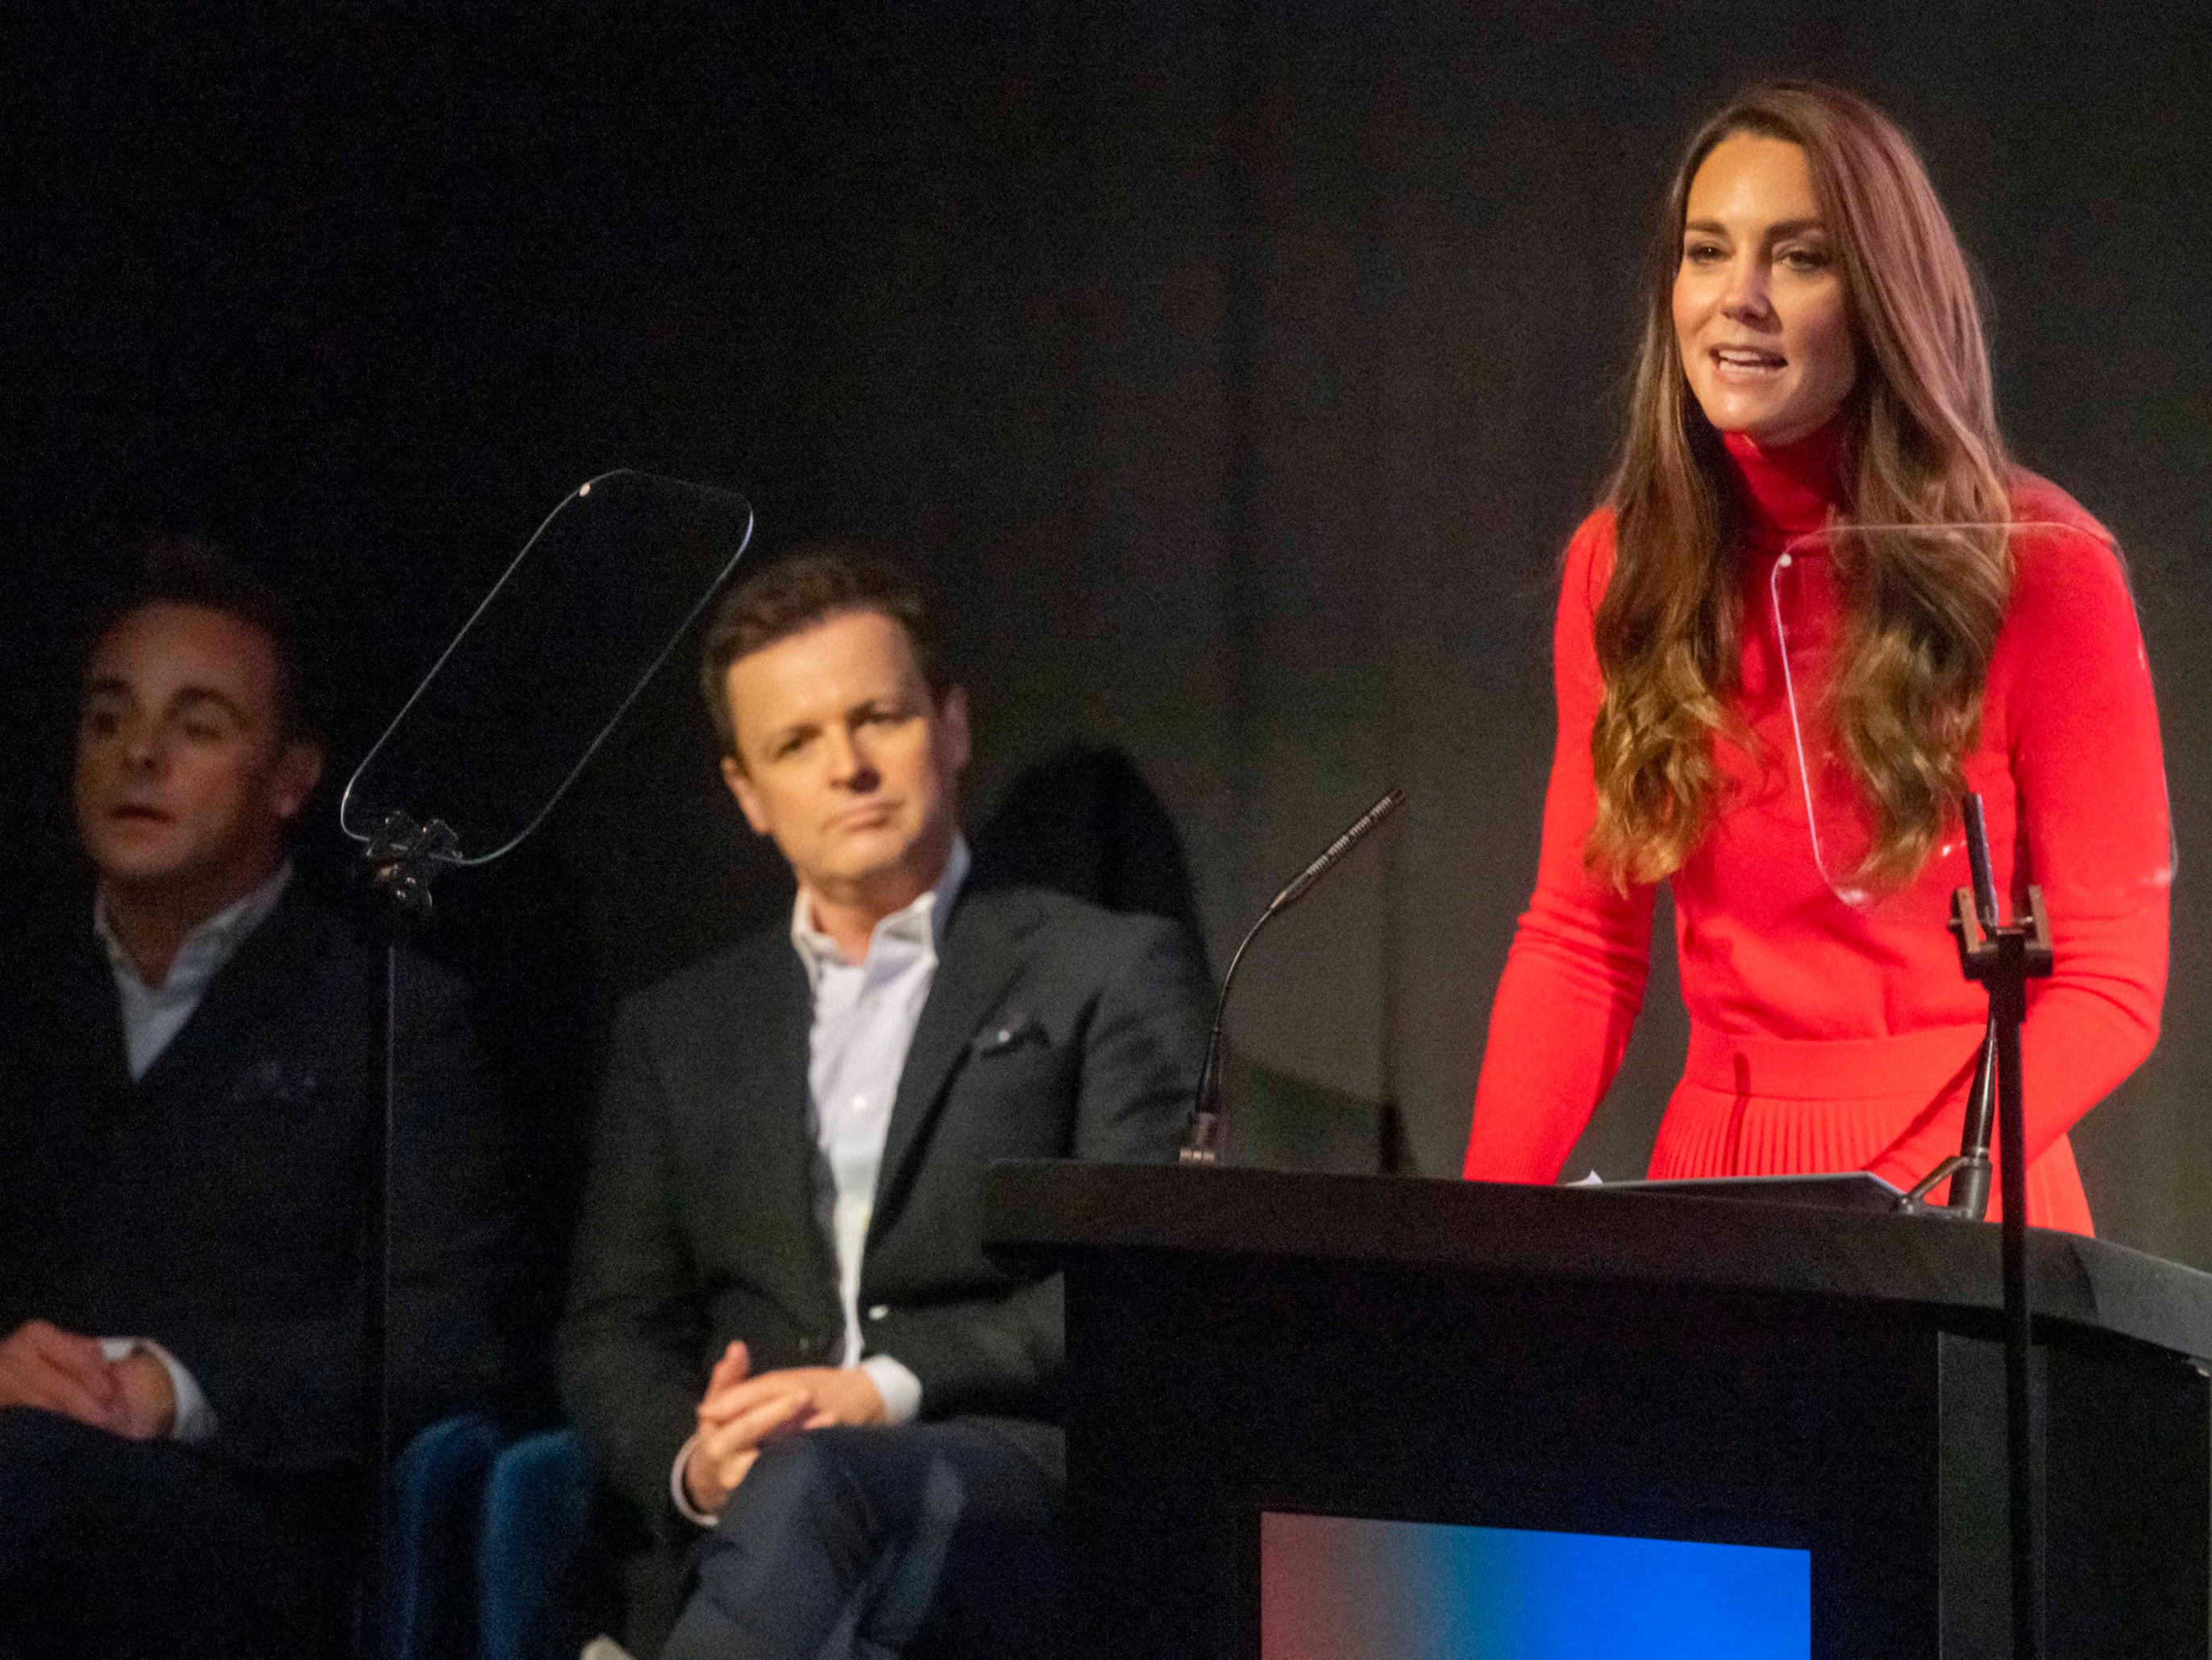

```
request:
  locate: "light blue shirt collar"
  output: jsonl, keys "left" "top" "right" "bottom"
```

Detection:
{"left": 94, "top": 862, "right": 293, "bottom": 1080}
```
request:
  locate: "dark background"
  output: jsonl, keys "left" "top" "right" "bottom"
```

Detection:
{"left": 8, "top": 6, "right": 2209, "bottom": 1261}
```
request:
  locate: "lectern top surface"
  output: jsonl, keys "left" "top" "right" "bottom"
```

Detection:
{"left": 983, "top": 1160, "right": 2212, "bottom": 1363}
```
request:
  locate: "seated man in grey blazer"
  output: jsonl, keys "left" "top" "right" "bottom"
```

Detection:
{"left": 559, "top": 545, "right": 1212, "bottom": 1658}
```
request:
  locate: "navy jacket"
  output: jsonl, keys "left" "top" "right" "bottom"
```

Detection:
{"left": 0, "top": 886, "right": 526, "bottom": 1474}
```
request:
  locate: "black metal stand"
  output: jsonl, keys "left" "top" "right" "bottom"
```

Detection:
{"left": 1177, "top": 787, "right": 1403, "bottom": 1166}
{"left": 1902, "top": 793, "right": 2053, "bottom": 1660}
{"left": 354, "top": 809, "right": 459, "bottom": 1659}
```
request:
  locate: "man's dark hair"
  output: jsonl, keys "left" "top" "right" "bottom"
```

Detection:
{"left": 87, "top": 537, "right": 311, "bottom": 742}
{"left": 698, "top": 540, "right": 950, "bottom": 760}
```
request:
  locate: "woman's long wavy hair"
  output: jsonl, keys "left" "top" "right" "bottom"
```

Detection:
{"left": 1588, "top": 83, "right": 2012, "bottom": 892}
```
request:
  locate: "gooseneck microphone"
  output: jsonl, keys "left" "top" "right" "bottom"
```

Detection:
{"left": 1178, "top": 786, "right": 1406, "bottom": 1165}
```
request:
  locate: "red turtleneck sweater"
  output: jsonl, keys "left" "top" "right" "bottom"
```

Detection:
{"left": 1463, "top": 426, "right": 2169, "bottom": 1232}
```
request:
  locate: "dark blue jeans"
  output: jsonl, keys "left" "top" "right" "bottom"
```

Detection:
{"left": 661, "top": 1419, "right": 1064, "bottom": 1660}
{"left": 0, "top": 1406, "right": 347, "bottom": 1659}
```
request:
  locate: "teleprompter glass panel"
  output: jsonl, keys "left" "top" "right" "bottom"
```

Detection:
{"left": 340, "top": 469, "right": 754, "bottom": 866}
{"left": 1766, "top": 519, "right": 2170, "bottom": 928}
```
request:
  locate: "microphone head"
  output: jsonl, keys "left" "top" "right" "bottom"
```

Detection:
{"left": 1270, "top": 785, "right": 1405, "bottom": 914}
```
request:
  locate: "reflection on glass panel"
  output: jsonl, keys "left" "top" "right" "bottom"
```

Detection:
{"left": 1767, "top": 521, "right": 2170, "bottom": 928}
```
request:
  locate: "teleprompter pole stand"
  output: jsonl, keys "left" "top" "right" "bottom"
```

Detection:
{"left": 354, "top": 809, "right": 460, "bottom": 1657}
{"left": 1897, "top": 792, "right": 2050, "bottom": 1224}
{"left": 1899, "top": 791, "right": 2052, "bottom": 1660}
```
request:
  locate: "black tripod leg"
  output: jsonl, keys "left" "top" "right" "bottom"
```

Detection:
{"left": 1994, "top": 984, "right": 2044, "bottom": 1660}
{"left": 355, "top": 943, "right": 397, "bottom": 1659}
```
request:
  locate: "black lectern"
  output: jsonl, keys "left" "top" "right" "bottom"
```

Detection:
{"left": 983, "top": 1163, "right": 2212, "bottom": 1660}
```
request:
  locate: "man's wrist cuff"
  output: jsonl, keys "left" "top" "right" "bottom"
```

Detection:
{"left": 859, "top": 1354, "right": 922, "bottom": 1426}
{"left": 98, "top": 1336, "right": 217, "bottom": 1444}
{"left": 669, "top": 1431, "right": 717, "bottom": 1528}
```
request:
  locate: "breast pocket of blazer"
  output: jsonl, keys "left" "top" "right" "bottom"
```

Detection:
{"left": 958, "top": 1013, "right": 1079, "bottom": 1155}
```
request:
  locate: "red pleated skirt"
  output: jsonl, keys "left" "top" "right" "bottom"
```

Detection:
{"left": 1649, "top": 1022, "right": 2092, "bottom": 1234}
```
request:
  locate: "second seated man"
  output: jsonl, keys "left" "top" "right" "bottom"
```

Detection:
{"left": 559, "top": 544, "right": 1212, "bottom": 1658}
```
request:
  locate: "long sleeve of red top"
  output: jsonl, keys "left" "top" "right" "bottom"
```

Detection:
{"left": 1466, "top": 512, "right": 1653, "bottom": 1184}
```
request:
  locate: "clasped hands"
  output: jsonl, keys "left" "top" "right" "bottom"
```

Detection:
{"left": 681, "top": 1340, "right": 884, "bottom": 1517}
{"left": 0, "top": 1318, "right": 177, "bottom": 1441}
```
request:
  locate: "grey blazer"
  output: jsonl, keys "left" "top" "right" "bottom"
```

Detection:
{"left": 557, "top": 880, "right": 1212, "bottom": 1528}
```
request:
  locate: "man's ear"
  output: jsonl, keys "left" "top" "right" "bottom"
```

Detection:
{"left": 721, "top": 753, "right": 773, "bottom": 836}
{"left": 938, "top": 685, "right": 972, "bottom": 777}
{"left": 270, "top": 738, "right": 325, "bottom": 823}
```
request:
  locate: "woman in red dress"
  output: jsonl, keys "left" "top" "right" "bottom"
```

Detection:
{"left": 1462, "top": 83, "right": 2170, "bottom": 1233}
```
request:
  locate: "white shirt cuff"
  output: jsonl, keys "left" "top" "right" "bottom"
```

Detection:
{"left": 669, "top": 1430, "right": 717, "bottom": 1527}
{"left": 99, "top": 1337, "right": 218, "bottom": 1445}
{"left": 859, "top": 1354, "right": 921, "bottom": 1427}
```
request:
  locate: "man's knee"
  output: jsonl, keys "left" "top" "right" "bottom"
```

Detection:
{"left": 0, "top": 1408, "right": 94, "bottom": 1556}
{"left": 676, "top": 1431, "right": 885, "bottom": 1653}
{"left": 725, "top": 1429, "right": 873, "bottom": 1550}
{"left": 0, "top": 1404, "right": 84, "bottom": 1462}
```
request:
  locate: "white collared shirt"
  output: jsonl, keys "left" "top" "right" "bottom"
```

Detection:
{"left": 789, "top": 836, "right": 967, "bottom": 1417}
{"left": 670, "top": 839, "right": 967, "bottom": 1525}
{"left": 97, "top": 862, "right": 293, "bottom": 1081}
{"left": 86, "top": 860, "right": 292, "bottom": 1446}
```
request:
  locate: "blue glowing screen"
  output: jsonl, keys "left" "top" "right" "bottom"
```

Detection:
{"left": 1261, "top": 1511, "right": 1811, "bottom": 1660}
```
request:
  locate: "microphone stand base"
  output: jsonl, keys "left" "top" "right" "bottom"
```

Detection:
{"left": 1177, "top": 1111, "right": 1224, "bottom": 1165}
{"left": 1896, "top": 1153, "right": 1992, "bottom": 1221}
